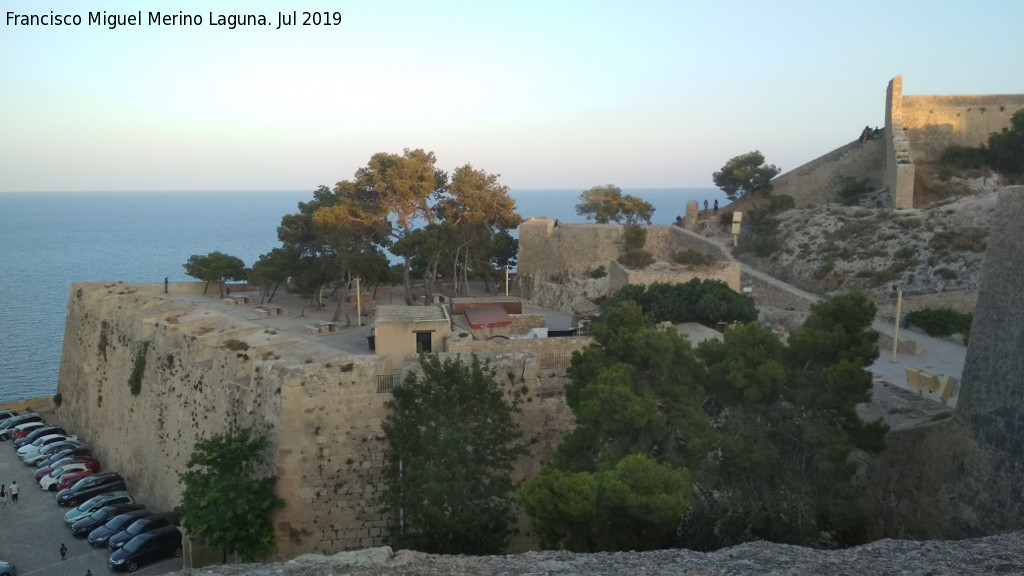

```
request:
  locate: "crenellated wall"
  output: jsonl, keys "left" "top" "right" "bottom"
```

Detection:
{"left": 55, "top": 281, "right": 578, "bottom": 560}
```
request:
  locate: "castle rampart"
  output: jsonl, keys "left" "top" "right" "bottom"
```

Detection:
{"left": 54, "top": 281, "right": 577, "bottom": 560}
{"left": 885, "top": 75, "right": 1023, "bottom": 208}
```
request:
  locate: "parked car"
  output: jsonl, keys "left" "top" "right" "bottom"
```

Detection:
{"left": 108, "top": 526, "right": 182, "bottom": 572}
{"left": 63, "top": 490, "right": 134, "bottom": 526}
{"left": 108, "top": 512, "right": 175, "bottom": 551}
{"left": 0, "top": 409, "right": 18, "bottom": 421}
{"left": 39, "top": 462, "right": 98, "bottom": 490}
{"left": 56, "top": 472, "right": 125, "bottom": 507}
{"left": 16, "top": 432, "right": 73, "bottom": 455}
{"left": 23, "top": 440, "right": 85, "bottom": 465}
{"left": 14, "top": 426, "right": 67, "bottom": 448}
{"left": 88, "top": 509, "right": 153, "bottom": 546}
{"left": 36, "top": 446, "right": 93, "bottom": 469}
{"left": 8, "top": 422, "right": 46, "bottom": 441}
{"left": 0, "top": 559, "right": 15, "bottom": 576}
{"left": 35, "top": 456, "right": 100, "bottom": 482}
{"left": 0, "top": 413, "right": 43, "bottom": 439}
{"left": 55, "top": 470, "right": 94, "bottom": 492}
{"left": 70, "top": 503, "right": 146, "bottom": 537}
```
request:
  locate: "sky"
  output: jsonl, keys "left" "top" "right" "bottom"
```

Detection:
{"left": 1, "top": 0, "right": 1023, "bottom": 192}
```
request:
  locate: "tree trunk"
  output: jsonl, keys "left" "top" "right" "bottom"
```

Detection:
{"left": 332, "top": 286, "right": 352, "bottom": 326}
{"left": 403, "top": 256, "right": 415, "bottom": 305}
{"left": 202, "top": 281, "right": 210, "bottom": 295}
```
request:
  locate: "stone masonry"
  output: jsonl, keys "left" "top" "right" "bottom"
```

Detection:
{"left": 54, "top": 282, "right": 578, "bottom": 560}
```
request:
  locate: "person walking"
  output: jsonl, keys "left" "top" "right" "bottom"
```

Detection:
{"left": 9, "top": 481, "right": 18, "bottom": 505}
{"left": 0, "top": 484, "right": 6, "bottom": 509}
{"left": 61, "top": 543, "right": 68, "bottom": 560}
{"left": 86, "top": 570, "right": 93, "bottom": 576}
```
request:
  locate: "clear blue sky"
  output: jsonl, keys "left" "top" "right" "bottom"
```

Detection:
{"left": 2, "top": 0, "right": 1022, "bottom": 192}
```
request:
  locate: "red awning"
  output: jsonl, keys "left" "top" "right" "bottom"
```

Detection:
{"left": 464, "top": 305, "right": 512, "bottom": 329}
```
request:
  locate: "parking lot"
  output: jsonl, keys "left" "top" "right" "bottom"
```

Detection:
{"left": 0, "top": 428, "right": 182, "bottom": 576}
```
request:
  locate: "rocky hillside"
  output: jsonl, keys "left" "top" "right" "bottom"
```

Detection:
{"left": 731, "top": 185, "right": 1006, "bottom": 298}
{"left": 170, "top": 533, "right": 1024, "bottom": 576}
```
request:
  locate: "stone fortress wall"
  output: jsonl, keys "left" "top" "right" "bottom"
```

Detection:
{"left": 54, "top": 282, "right": 578, "bottom": 560}
{"left": 771, "top": 76, "right": 1024, "bottom": 209}
{"left": 517, "top": 218, "right": 740, "bottom": 302}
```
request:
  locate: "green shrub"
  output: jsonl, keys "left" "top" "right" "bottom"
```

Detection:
{"left": 673, "top": 249, "right": 715, "bottom": 267}
{"left": 589, "top": 266, "right": 607, "bottom": 279}
{"left": 622, "top": 225, "right": 647, "bottom": 251}
{"left": 768, "top": 194, "right": 796, "bottom": 213}
{"left": 620, "top": 249, "right": 655, "bottom": 269}
{"left": 53, "top": 393, "right": 63, "bottom": 408}
{"left": 939, "top": 145, "right": 988, "bottom": 170}
{"left": 833, "top": 174, "right": 872, "bottom": 206}
{"left": 128, "top": 341, "right": 150, "bottom": 396}
{"left": 904, "top": 308, "right": 973, "bottom": 343}
{"left": 719, "top": 211, "right": 734, "bottom": 227}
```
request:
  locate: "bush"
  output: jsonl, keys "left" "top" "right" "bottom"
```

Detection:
{"left": 52, "top": 393, "right": 62, "bottom": 408}
{"left": 673, "top": 249, "right": 715, "bottom": 267}
{"left": 940, "top": 145, "right": 988, "bottom": 170}
{"left": 834, "top": 175, "right": 872, "bottom": 206}
{"left": 620, "top": 249, "right": 655, "bottom": 269}
{"left": 605, "top": 279, "right": 758, "bottom": 327}
{"left": 589, "top": 266, "right": 607, "bottom": 279}
{"left": 128, "top": 341, "right": 150, "bottom": 396}
{"left": 768, "top": 194, "right": 796, "bottom": 213}
{"left": 622, "top": 225, "right": 647, "bottom": 251}
{"left": 904, "top": 308, "right": 973, "bottom": 343}
{"left": 719, "top": 211, "right": 734, "bottom": 227}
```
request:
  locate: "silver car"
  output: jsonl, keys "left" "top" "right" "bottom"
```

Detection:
{"left": 0, "top": 560, "right": 16, "bottom": 576}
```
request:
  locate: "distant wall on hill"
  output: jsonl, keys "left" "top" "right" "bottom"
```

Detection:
{"left": 769, "top": 140, "right": 885, "bottom": 207}
{"left": 885, "top": 76, "right": 1024, "bottom": 208}
{"left": 771, "top": 76, "right": 1024, "bottom": 210}
{"left": 517, "top": 219, "right": 733, "bottom": 280}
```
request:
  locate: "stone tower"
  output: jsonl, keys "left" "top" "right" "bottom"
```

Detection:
{"left": 956, "top": 186, "right": 1024, "bottom": 532}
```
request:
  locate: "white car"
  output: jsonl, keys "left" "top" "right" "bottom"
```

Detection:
{"left": 39, "top": 462, "right": 93, "bottom": 491}
{"left": 16, "top": 434, "right": 74, "bottom": 456}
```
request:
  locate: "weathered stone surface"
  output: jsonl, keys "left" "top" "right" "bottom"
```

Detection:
{"left": 175, "top": 533, "right": 1024, "bottom": 576}
{"left": 684, "top": 200, "right": 699, "bottom": 229}
{"left": 955, "top": 186, "right": 1024, "bottom": 533}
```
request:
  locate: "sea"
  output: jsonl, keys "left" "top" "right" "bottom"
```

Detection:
{"left": 0, "top": 187, "right": 717, "bottom": 403}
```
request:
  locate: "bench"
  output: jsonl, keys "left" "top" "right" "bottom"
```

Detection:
{"left": 306, "top": 322, "right": 340, "bottom": 335}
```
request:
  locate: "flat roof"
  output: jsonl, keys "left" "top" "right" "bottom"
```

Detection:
{"left": 464, "top": 305, "right": 512, "bottom": 329}
{"left": 375, "top": 305, "right": 448, "bottom": 323}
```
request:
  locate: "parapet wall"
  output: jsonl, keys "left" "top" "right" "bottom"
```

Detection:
{"left": 770, "top": 140, "right": 886, "bottom": 207}
{"left": 518, "top": 219, "right": 737, "bottom": 286}
{"left": 902, "top": 95, "right": 1024, "bottom": 163}
{"left": 885, "top": 75, "right": 1024, "bottom": 208}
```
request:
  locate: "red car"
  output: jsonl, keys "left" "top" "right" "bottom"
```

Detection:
{"left": 34, "top": 456, "right": 99, "bottom": 482}
{"left": 10, "top": 422, "right": 47, "bottom": 440}
{"left": 56, "top": 470, "right": 94, "bottom": 492}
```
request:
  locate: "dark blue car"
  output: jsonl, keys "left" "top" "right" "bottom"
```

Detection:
{"left": 87, "top": 509, "right": 153, "bottom": 547}
{"left": 107, "top": 526, "right": 182, "bottom": 572}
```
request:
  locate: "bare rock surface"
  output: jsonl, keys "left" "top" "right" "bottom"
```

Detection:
{"left": 170, "top": 533, "right": 1024, "bottom": 576}
{"left": 732, "top": 190, "right": 1001, "bottom": 297}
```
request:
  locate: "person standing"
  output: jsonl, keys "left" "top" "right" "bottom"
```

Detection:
{"left": 703, "top": 199, "right": 709, "bottom": 214}
{"left": 61, "top": 543, "right": 68, "bottom": 560}
{"left": 9, "top": 481, "right": 18, "bottom": 505}
{"left": 714, "top": 199, "right": 719, "bottom": 214}
{"left": 0, "top": 484, "right": 6, "bottom": 509}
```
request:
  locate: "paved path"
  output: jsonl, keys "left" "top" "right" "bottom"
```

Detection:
{"left": 716, "top": 238, "right": 967, "bottom": 408}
